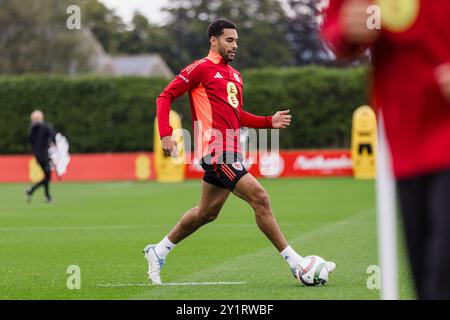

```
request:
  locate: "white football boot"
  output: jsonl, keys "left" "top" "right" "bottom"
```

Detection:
{"left": 143, "top": 244, "right": 165, "bottom": 285}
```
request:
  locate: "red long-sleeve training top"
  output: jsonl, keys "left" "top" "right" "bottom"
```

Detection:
{"left": 156, "top": 50, "right": 273, "bottom": 161}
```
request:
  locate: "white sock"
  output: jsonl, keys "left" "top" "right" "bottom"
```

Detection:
{"left": 154, "top": 236, "right": 176, "bottom": 259}
{"left": 280, "top": 245, "right": 303, "bottom": 269}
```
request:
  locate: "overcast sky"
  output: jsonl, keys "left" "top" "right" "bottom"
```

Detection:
{"left": 98, "top": 0, "right": 169, "bottom": 24}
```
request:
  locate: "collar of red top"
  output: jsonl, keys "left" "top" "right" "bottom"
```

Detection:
{"left": 206, "top": 50, "right": 227, "bottom": 65}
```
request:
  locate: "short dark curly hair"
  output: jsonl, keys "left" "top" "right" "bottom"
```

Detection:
{"left": 207, "top": 19, "right": 237, "bottom": 39}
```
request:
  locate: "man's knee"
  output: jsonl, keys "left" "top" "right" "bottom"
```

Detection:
{"left": 250, "top": 189, "right": 271, "bottom": 212}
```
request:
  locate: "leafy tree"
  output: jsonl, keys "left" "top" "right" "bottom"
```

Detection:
{"left": 0, "top": 0, "right": 357, "bottom": 74}
{"left": 159, "top": 0, "right": 294, "bottom": 72}
{"left": 0, "top": 0, "right": 98, "bottom": 74}
{"left": 116, "top": 12, "right": 172, "bottom": 55}
{"left": 284, "top": 0, "right": 332, "bottom": 65}
{"left": 78, "top": 0, "right": 126, "bottom": 53}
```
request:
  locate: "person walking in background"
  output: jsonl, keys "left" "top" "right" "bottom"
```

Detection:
{"left": 26, "top": 110, "right": 56, "bottom": 203}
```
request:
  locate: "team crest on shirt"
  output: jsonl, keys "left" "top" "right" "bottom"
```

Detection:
{"left": 233, "top": 73, "right": 241, "bottom": 83}
{"left": 232, "top": 162, "right": 243, "bottom": 171}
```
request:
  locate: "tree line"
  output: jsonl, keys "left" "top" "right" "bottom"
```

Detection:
{"left": 0, "top": 0, "right": 338, "bottom": 74}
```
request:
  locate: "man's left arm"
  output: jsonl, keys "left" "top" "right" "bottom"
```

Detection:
{"left": 240, "top": 111, "right": 273, "bottom": 129}
{"left": 240, "top": 110, "right": 291, "bottom": 129}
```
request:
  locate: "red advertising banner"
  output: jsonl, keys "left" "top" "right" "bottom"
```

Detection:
{"left": 0, "top": 150, "right": 352, "bottom": 183}
{"left": 0, "top": 153, "right": 155, "bottom": 183}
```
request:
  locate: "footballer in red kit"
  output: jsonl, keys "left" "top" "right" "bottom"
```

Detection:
{"left": 322, "top": 0, "right": 450, "bottom": 299}
{"left": 157, "top": 49, "right": 272, "bottom": 160}
{"left": 144, "top": 19, "right": 336, "bottom": 285}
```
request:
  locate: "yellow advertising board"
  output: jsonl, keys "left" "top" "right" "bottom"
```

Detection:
{"left": 154, "top": 110, "right": 185, "bottom": 182}
{"left": 351, "top": 106, "right": 377, "bottom": 179}
{"left": 29, "top": 157, "right": 44, "bottom": 182}
{"left": 135, "top": 154, "right": 151, "bottom": 181}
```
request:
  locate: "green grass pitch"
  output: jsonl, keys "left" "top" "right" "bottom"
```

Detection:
{"left": 0, "top": 178, "right": 415, "bottom": 299}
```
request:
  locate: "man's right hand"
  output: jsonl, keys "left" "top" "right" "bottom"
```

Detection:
{"left": 340, "top": 0, "right": 380, "bottom": 45}
{"left": 161, "top": 136, "right": 176, "bottom": 157}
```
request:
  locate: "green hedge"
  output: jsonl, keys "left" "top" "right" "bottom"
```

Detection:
{"left": 243, "top": 67, "right": 368, "bottom": 149}
{"left": 0, "top": 67, "right": 368, "bottom": 154}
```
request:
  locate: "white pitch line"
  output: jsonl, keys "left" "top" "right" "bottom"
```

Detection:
{"left": 0, "top": 223, "right": 304, "bottom": 232}
{"left": 97, "top": 281, "right": 247, "bottom": 287}
{"left": 0, "top": 225, "right": 147, "bottom": 232}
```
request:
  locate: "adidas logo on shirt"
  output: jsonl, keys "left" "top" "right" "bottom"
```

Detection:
{"left": 214, "top": 72, "right": 224, "bottom": 79}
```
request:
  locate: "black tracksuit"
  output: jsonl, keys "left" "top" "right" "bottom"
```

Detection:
{"left": 397, "top": 169, "right": 450, "bottom": 299}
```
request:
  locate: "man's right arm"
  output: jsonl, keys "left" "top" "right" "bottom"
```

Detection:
{"left": 156, "top": 61, "right": 203, "bottom": 156}
{"left": 46, "top": 123, "right": 57, "bottom": 146}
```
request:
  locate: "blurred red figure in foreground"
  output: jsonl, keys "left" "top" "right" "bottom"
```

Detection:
{"left": 323, "top": 0, "right": 450, "bottom": 299}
